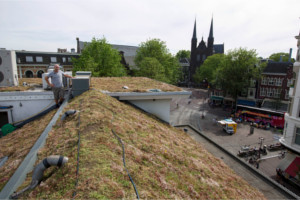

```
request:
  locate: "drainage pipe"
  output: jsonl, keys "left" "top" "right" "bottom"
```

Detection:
{"left": 10, "top": 155, "right": 68, "bottom": 199}
{"left": 0, "top": 89, "right": 71, "bottom": 199}
{"left": 60, "top": 110, "right": 77, "bottom": 121}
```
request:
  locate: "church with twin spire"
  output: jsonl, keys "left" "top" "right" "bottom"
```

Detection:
{"left": 189, "top": 18, "right": 224, "bottom": 83}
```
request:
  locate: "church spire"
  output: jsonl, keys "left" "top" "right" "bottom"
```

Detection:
{"left": 192, "top": 19, "right": 197, "bottom": 39}
{"left": 208, "top": 17, "right": 213, "bottom": 39}
{"left": 207, "top": 17, "right": 214, "bottom": 50}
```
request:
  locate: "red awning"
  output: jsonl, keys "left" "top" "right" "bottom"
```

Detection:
{"left": 285, "top": 157, "right": 300, "bottom": 177}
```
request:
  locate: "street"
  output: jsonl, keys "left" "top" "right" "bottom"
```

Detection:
{"left": 170, "top": 88, "right": 300, "bottom": 198}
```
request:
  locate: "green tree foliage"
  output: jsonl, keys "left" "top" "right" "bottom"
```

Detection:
{"left": 176, "top": 50, "right": 191, "bottom": 60}
{"left": 135, "top": 57, "right": 166, "bottom": 81}
{"left": 72, "top": 37, "right": 127, "bottom": 77}
{"left": 217, "top": 48, "right": 259, "bottom": 99}
{"left": 193, "top": 54, "right": 225, "bottom": 84}
{"left": 134, "top": 38, "right": 180, "bottom": 84}
{"left": 268, "top": 52, "right": 294, "bottom": 62}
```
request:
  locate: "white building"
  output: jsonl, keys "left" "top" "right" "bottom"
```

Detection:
{"left": 280, "top": 31, "right": 300, "bottom": 153}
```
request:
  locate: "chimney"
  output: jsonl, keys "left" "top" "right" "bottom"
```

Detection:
{"left": 288, "top": 48, "right": 292, "bottom": 62}
{"left": 76, "top": 37, "right": 80, "bottom": 53}
{"left": 279, "top": 55, "right": 283, "bottom": 62}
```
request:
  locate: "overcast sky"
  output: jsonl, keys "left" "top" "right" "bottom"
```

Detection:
{"left": 0, "top": 0, "right": 299, "bottom": 58}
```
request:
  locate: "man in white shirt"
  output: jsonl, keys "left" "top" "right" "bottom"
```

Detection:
{"left": 45, "top": 64, "right": 72, "bottom": 107}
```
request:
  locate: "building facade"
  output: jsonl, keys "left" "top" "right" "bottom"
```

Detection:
{"left": 280, "top": 31, "right": 300, "bottom": 153}
{"left": 258, "top": 61, "right": 293, "bottom": 101}
{"left": 16, "top": 50, "right": 80, "bottom": 78}
{"left": 190, "top": 18, "right": 224, "bottom": 83}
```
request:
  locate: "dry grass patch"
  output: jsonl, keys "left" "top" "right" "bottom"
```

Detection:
{"left": 16, "top": 90, "right": 265, "bottom": 199}
{"left": 0, "top": 78, "right": 42, "bottom": 92}
{"left": 91, "top": 77, "right": 182, "bottom": 92}
{"left": 0, "top": 109, "right": 56, "bottom": 190}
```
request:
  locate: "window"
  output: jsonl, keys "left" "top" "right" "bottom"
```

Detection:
{"left": 260, "top": 87, "right": 266, "bottom": 96}
{"left": 196, "top": 55, "right": 200, "bottom": 62}
{"left": 68, "top": 57, "right": 72, "bottom": 62}
{"left": 287, "top": 79, "right": 293, "bottom": 87}
{"left": 241, "top": 89, "right": 247, "bottom": 97}
{"left": 274, "top": 88, "right": 281, "bottom": 98}
{"left": 25, "top": 56, "right": 33, "bottom": 62}
{"left": 62, "top": 57, "right": 66, "bottom": 63}
{"left": 0, "top": 111, "right": 9, "bottom": 128}
{"left": 261, "top": 77, "right": 267, "bottom": 85}
{"left": 274, "top": 78, "right": 278, "bottom": 86}
{"left": 285, "top": 89, "right": 289, "bottom": 99}
{"left": 25, "top": 70, "right": 33, "bottom": 78}
{"left": 268, "top": 77, "right": 274, "bottom": 85}
{"left": 248, "top": 88, "right": 254, "bottom": 97}
{"left": 250, "top": 79, "right": 256, "bottom": 87}
{"left": 277, "top": 78, "right": 283, "bottom": 86}
{"left": 284, "top": 122, "right": 288, "bottom": 137}
{"left": 202, "top": 55, "right": 206, "bottom": 61}
{"left": 17, "top": 58, "right": 21, "bottom": 63}
{"left": 37, "top": 70, "right": 44, "bottom": 78}
{"left": 36, "top": 56, "right": 43, "bottom": 62}
{"left": 295, "top": 128, "right": 300, "bottom": 145}
{"left": 267, "top": 88, "right": 273, "bottom": 97}
{"left": 50, "top": 57, "right": 57, "bottom": 63}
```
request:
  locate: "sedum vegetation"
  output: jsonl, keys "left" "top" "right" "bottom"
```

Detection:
{"left": 91, "top": 77, "right": 182, "bottom": 92}
{"left": 14, "top": 89, "right": 265, "bottom": 199}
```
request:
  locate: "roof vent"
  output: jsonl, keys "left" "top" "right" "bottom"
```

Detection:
{"left": 147, "top": 89, "right": 161, "bottom": 92}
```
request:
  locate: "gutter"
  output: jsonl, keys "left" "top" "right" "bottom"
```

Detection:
{"left": 0, "top": 90, "right": 71, "bottom": 199}
{"left": 175, "top": 124, "right": 300, "bottom": 200}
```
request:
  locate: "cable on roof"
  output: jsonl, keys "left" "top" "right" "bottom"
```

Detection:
{"left": 72, "top": 99, "right": 82, "bottom": 199}
{"left": 110, "top": 113, "right": 140, "bottom": 200}
{"left": 87, "top": 89, "right": 140, "bottom": 198}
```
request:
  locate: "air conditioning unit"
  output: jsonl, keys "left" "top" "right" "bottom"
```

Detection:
{"left": 42, "top": 73, "right": 51, "bottom": 89}
{"left": 63, "top": 71, "right": 72, "bottom": 88}
{"left": 0, "top": 50, "right": 18, "bottom": 87}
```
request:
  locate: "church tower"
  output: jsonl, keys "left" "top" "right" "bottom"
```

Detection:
{"left": 188, "top": 17, "right": 224, "bottom": 85}
{"left": 190, "top": 19, "right": 197, "bottom": 81}
{"left": 207, "top": 17, "right": 214, "bottom": 55}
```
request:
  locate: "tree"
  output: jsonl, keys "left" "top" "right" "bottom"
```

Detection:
{"left": 134, "top": 38, "right": 180, "bottom": 84}
{"left": 193, "top": 53, "right": 225, "bottom": 84}
{"left": 216, "top": 48, "right": 259, "bottom": 100}
{"left": 135, "top": 57, "right": 166, "bottom": 82}
{"left": 176, "top": 50, "right": 191, "bottom": 60}
{"left": 72, "top": 37, "right": 127, "bottom": 77}
{"left": 268, "top": 52, "right": 294, "bottom": 62}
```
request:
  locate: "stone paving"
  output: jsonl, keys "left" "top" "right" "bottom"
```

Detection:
{"left": 170, "top": 88, "right": 300, "bottom": 197}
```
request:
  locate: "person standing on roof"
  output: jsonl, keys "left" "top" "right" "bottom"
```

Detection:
{"left": 45, "top": 64, "right": 73, "bottom": 107}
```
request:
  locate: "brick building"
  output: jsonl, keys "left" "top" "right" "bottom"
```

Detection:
{"left": 258, "top": 61, "right": 294, "bottom": 101}
{"left": 16, "top": 50, "right": 80, "bottom": 78}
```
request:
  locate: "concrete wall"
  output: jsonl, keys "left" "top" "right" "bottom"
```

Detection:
{"left": 0, "top": 50, "right": 18, "bottom": 87}
{"left": 129, "top": 99, "right": 171, "bottom": 123}
{"left": 281, "top": 114, "right": 300, "bottom": 153}
{"left": 0, "top": 91, "right": 55, "bottom": 123}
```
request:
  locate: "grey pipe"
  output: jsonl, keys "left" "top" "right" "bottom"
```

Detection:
{"left": 10, "top": 155, "right": 68, "bottom": 199}
{"left": 60, "top": 110, "right": 77, "bottom": 121}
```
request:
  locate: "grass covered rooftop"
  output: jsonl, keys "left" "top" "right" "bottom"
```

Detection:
{"left": 10, "top": 89, "right": 265, "bottom": 199}
{"left": 1, "top": 77, "right": 182, "bottom": 93}
{"left": 91, "top": 77, "right": 182, "bottom": 92}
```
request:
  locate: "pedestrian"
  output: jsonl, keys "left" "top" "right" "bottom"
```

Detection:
{"left": 45, "top": 64, "right": 73, "bottom": 108}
